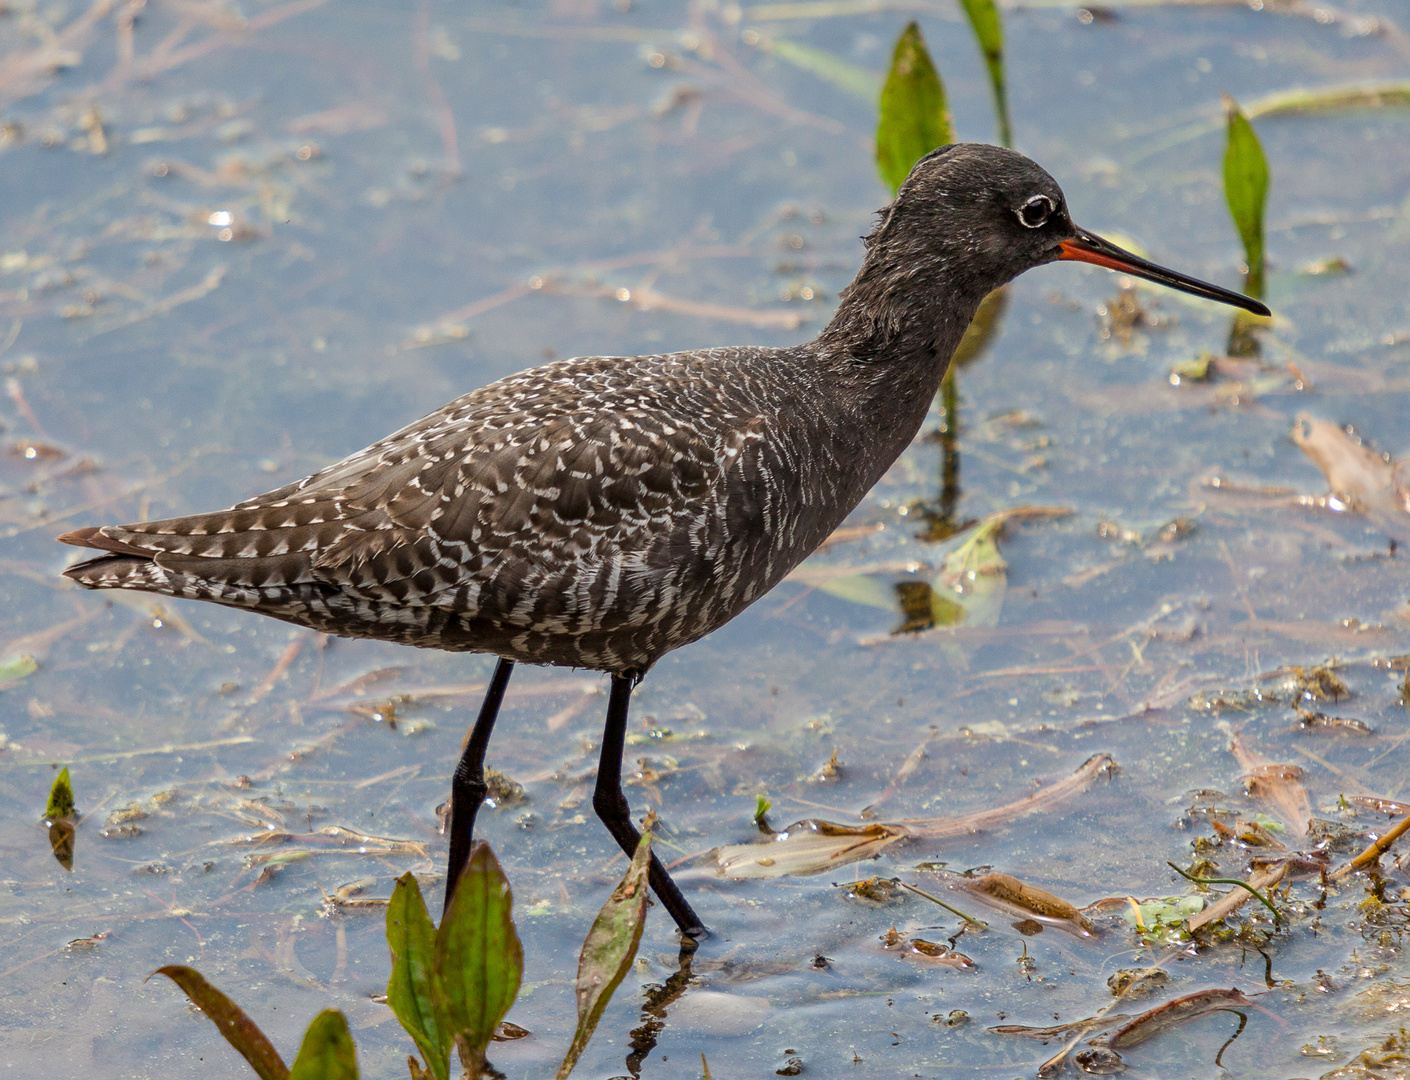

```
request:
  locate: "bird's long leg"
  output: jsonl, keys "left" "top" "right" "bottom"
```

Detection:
{"left": 443, "top": 656, "right": 515, "bottom": 916}
{"left": 593, "top": 672, "right": 708, "bottom": 939}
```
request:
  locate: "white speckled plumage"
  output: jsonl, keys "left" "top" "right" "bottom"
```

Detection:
{"left": 61, "top": 339, "right": 915, "bottom": 670}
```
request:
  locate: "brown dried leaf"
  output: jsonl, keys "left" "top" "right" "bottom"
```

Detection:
{"left": 714, "top": 820, "right": 912, "bottom": 878}
{"left": 1102, "top": 988, "right": 1253, "bottom": 1050}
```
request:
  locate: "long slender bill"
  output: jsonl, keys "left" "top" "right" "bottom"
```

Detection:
{"left": 1059, "top": 226, "right": 1271, "bottom": 317}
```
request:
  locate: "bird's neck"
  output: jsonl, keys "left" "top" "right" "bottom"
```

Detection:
{"left": 810, "top": 251, "right": 986, "bottom": 455}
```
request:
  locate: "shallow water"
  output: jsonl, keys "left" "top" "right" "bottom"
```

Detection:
{"left": 1, "top": 1, "right": 1408, "bottom": 1078}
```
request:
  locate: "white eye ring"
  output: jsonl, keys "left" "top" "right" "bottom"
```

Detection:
{"left": 1017, "top": 194, "right": 1055, "bottom": 229}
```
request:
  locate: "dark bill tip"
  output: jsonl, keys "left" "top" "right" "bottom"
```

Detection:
{"left": 1058, "top": 228, "right": 1271, "bottom": 318}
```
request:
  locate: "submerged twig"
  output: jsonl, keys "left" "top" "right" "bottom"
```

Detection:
{"left": 1331, "top": 808, "right": 1410, "bottom": 881}
{"left": 892, "top": 878, "right": 988, "bottom": 928}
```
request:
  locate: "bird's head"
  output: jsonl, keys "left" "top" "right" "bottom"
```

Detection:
{"left": 872, "top": 143, "right": 1269, "bottom": 316}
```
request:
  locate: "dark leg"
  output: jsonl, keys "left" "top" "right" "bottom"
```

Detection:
{"left": 444, "top": 657, "right": 514, "bottom": 916}
{"left": 593, "top": 673, "right": 708, "bottom": 939}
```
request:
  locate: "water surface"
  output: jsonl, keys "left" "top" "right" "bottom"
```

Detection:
{"left": 1, "top": 1, "right": 1408, "bottom": 1077}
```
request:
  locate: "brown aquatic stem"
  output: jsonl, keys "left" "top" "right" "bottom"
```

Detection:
{"left": 892, "top": 879, "right": 988, "bottom": 929}
{"left": 1331, "top": 808, "right": 1410, "bottom": 882}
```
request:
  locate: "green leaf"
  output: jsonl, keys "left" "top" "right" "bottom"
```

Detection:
{"left": 929, "top": 589, "right": 966, "bottom": 627}
{"left": 950, "top": 286, "right": 1009, "bottom": 369}
{"left": 957, "top": 0, "right": 1011, "bottom": 147}
{"left": 151, "top": 966, "right": 290, "bottom": 1080}
{"left": 754, "top": 795, "right": 772, "bottom": 823}
{"left": 702, "top": 1053, "right": 713, "bottom": 1080}
{"left": 432, "top": 842, "right": 522, "bottom": 1079}
{"left": 0, "top": 653, "right": 37, "bottom": 688}
{"left": 1249, "top": 79, "right": 1410, "bottom": 120}
{"left": 554, "top": 830, "right": 653, "bottom": 1080}
{"left": 876, "top": 22, "right": 952, "bottom": 196}
{"left": 386, "top": 873, "right": 449, "bottom": 1080}
{"left": 1223, "top": 97, "right": 1269, "bottom": 300}
{"left": 813, "top": 572, "right": 896, "bottom": 610}
{"left": 932, "top": 515, "right": 1009, "bottom": 628}
{"left": 45, "top": 766, "right": 75, "bottom": 821}
{"left": 287, "top": 1010, "right": 359, "bottom": 1080}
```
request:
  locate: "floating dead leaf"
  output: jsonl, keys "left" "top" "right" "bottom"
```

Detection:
{"left": 1071, "top": 1047, "right": 1124, "bottom": 1074}
{"left": 1231, "top": 731, "right": 1311, "bottom": 836}
{"left": 904, "top": 938, "right": 976, "bottom": 969}
{"left": 900, "top": 753, "right": 1116, "bottom": 840}
{"left": 720, "top": 756, "right": 1114, "bottom": 879}
{"left": 1291, "top": 413, "right": 1410, "bottom": 541}
{"left": 931, "top": 513, "right": 1009, "bottom": 629}
{"left": 714, "top": 820, "right": 911, "bottom": 879}
{"left": 786, "top": 559, "right": 920, "bottom": 611}
{"left": 953, "top": 872, "right": 1094, "bottom": 937}
{"left": 1100, "top": 987, "right": 1252, "bottom": 1050}
{"left": 48, "top": 817, "right": 76, "bottom": 869}
{"left": 1212, "top": 816, "right": 1285, "bottom": 849}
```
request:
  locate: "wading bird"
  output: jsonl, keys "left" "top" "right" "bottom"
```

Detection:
{"left": 59, "top": 144, "right": 1269, "bottom": 938}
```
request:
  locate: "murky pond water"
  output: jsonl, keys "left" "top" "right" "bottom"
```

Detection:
{"left": 2, "top": 1, "right": 1409, "bottom": 1077}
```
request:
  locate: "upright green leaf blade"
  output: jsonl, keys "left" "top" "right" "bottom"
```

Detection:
{"left": 957, "top": 0, "right": 1011, "bottom": 147}
{"left": 432, "top": 842, "right": 523, "bottom": 1078}
{"left": 1223, "top": 98, "right": 1269, "bottom": 300}
{"left": 287, "top": 1010, "right": 359, "bottom": 1080}
{"left": 387, "top": 873, "right": 449, "bottom": 1080}
{"left": 876, "top": 22, "right": 952, "bottom": 196}
{"left": 554, "top": 830, "right": 654, "bottom": 1080}
{"left": 44, "top": 766, "right": 75, "bottom": 820}
{"left": 151, "top": 966, "right": 290, "bottom": 1080}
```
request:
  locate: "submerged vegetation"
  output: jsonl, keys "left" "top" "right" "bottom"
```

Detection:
{"left": 155, "top": 838, "right": 652, "bottom": 1080}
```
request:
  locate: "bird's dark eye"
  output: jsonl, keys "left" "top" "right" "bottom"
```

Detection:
{"left": 1017, "top": 195, "right": 1054, "bottom": 229}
